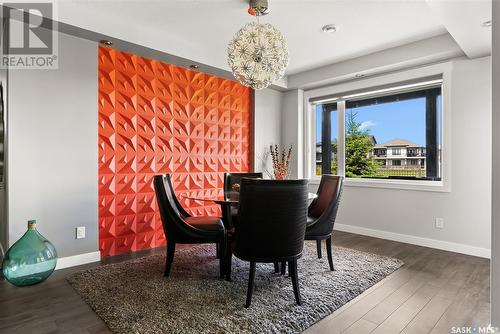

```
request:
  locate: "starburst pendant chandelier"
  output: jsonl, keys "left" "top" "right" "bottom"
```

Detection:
{"left": 227, "top": 0, "right": 289, "bottom": 90}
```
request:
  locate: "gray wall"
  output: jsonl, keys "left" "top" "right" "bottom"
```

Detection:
{"left": 281, "top": 89, "right": 304, "bottom": 179}
{"left": 7, "top": 32, "right": 98, "bottom": 257}
{"left": 492, "top": 0, "right": 499, "bottom": 326}
{"left": 254, "top": 88, "right": 283, "bottom": 175}
{"left": 0, "top": 68, "right": 6, "bottom": 255}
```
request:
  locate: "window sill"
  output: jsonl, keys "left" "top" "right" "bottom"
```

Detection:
{"left": 309, "top": 177, "right": 450, "bottom": 193}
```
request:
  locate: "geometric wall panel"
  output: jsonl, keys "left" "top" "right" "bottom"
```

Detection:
{"left": 98, "top": 47, "right": 251, "bottom": 257}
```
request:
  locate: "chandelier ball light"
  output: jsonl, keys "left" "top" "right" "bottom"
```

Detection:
{"left": 227, "top": 0, "right": 289, "bottom": 90}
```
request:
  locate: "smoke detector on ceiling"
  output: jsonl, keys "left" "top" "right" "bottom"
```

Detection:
{"left": 322, "top": 24, "right": 338, "bottom": 33}
{"left": 481, "top": 20, "right": 492, "bottom": 27}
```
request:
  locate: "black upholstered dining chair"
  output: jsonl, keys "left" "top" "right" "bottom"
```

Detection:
{"left": 225, "top": 178, "right": 309, "bottom": 307}
{"left": 305, "top": 174, "right": 343, "bottom": 271}
{"left": 153, "top": 174, "right": 226, "bottom": 278}
{"left": 223, "top": 172, "right": 263, "bottom": 200}
{"left": 223, "top": 172, "right": 263, "bottom": 226}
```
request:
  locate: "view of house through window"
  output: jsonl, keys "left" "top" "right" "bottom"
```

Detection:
{"left": 314, "top": 84, "right": 442, "bottom": 181}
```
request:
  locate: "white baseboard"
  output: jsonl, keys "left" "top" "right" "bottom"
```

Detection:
{"left": 55, "top": 251, "right": 101, "bottom": 270}
{"left": 335, "top": 223, "right": 491, "bottom": 259}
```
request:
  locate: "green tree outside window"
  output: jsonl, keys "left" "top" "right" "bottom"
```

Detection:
{"left": 345, "top": 110, "right": 378, "bottom": 178}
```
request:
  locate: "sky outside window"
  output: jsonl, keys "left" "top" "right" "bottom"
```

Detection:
{"left": 316, "top": 96, "right": 442, "bottom": 147}
{"left": 315, "top": 104, "right": 338, "bottom": 143}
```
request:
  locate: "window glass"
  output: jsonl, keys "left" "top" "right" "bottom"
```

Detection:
{"left": 311, "top": 84, "right": 442, "bottom": 182}
{"left": 344, "top": 87, "right": 441, "bottom": 180}
{"left": 315, "top": 103, "right": 338, "bottom": 176}
{"left": 392, "top": 148, "right": 401, "bottom": 155}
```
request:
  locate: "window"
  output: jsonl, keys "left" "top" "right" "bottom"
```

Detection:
{"left": 391, "top": 148, "right": 401, "bottom": 155}
{"left": 407, "top": 148, "right": 418, "bottom": 157}
{"left": 310, "top": 80, "right": 443, "bottom": 182}
{"left": 315, "top": 102, "right": 338, "bottom": 176}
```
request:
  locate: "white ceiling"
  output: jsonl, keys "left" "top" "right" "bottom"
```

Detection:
{"left": 55, "top": 0, "right": 490, "bottom": 76}
{"left": 426, "top": 0, "right": 491, "bottom": 59}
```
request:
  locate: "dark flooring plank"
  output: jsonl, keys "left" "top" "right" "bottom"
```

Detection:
{"left": 362, "top": 273, "right": 428, "bottom": 325}
{"left": 370, "top": 283, "right": 438, "bottom": 334}
{"left": 400, "top": 295, "right": 454, "bottom": 334}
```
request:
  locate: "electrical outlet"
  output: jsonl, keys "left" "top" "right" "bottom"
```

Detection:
{"left": 76, "top": 226, "right": 86, "bottom": 239}
{"left": 435, "top": 218, "right": 444, "bottom": 229}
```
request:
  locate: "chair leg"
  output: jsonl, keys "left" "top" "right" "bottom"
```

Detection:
{"left": 219, "top": 239, "right": 226, "bottom": 278}
{"left": 326, "top": 236, "right": 335, "bottom": 271}
{"left": 165, "top": 241, "right": 176, "bottom": 277}
{"left": 216, "top": 243, "right": 220, "bottom": 259}
{"left": 280, "top": 261, "right": 286, "bottom": 275}
{"left": 274, "top": 262, "right": 280, "bottom": 273}
{"left": 225, "top": 248, "right": 233, "bottom": 282}
{"left": 289, "top": 259, "right": 301, "bottom": 306}
{"left": 245, "top": 261, "right": 256, "bottom": 308}
{"left": 316, "top": 240, "right": 322, "bottom": 259}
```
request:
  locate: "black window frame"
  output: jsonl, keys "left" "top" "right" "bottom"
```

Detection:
{"left": 315, "top": 102, "right": 338, "bottom": 176}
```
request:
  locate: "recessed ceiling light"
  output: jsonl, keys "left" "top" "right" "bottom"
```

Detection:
{"left": 322, "top": 24, "right": 338, "bottom": 33}
{"left": 481, "top": 20, "right": 492, "bottom": 27}
{"left": 99, "top": 40, "right": 113, "bottom": 47}
{"left": 189, "top": 64, "right": 200, "bottom": 70}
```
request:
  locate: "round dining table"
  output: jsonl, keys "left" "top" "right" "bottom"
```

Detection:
{"left": 181, "top": 191, "right": 317, "bottom": 229}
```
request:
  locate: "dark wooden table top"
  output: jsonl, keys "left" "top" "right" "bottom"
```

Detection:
{"left": 181, "top": 192, "right": 317, "bottom": 205}
{"left": 181, "top": 195, "right": 238, "bottom": 205}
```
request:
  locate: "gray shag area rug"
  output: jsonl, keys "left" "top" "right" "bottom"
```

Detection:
{"left": 68, "top": 241, "right": 403, "bottom": 334}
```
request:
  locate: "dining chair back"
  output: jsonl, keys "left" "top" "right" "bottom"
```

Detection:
{"left": 307, "top": 175, "right": 343, "bottom": 235}
{"left": 235, "top": 179, "right": 308, "bottom": 261}
{"left": 223, "top": 172, "right": 263, "bottom": 200}
{"left": 154, "top": 175, "right": 197, "bottom": 239}
{"left": 305, "top": 174, "right": 344, "bottom": 271}
{"left": 154, "top": 174, "right": 226, "bottom": 277}
{"left": 227, "top": 178, "right": 308, "bottom": 307}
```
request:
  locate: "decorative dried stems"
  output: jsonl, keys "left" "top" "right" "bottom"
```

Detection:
{"left": 269, "top": 144, "right": 292, "bottom": 180}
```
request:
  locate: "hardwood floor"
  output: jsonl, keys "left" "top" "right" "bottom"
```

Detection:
{"left": 0, "top": 231, "right": 490, "bottom": 334}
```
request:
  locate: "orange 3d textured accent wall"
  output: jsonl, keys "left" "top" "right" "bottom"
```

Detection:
{"left": 98, "top": 47, "right": 251, "bottom": 257}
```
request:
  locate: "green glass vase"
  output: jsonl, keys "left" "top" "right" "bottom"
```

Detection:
{"left": 2, "top": 220, "right": 57, "bottom": 286}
